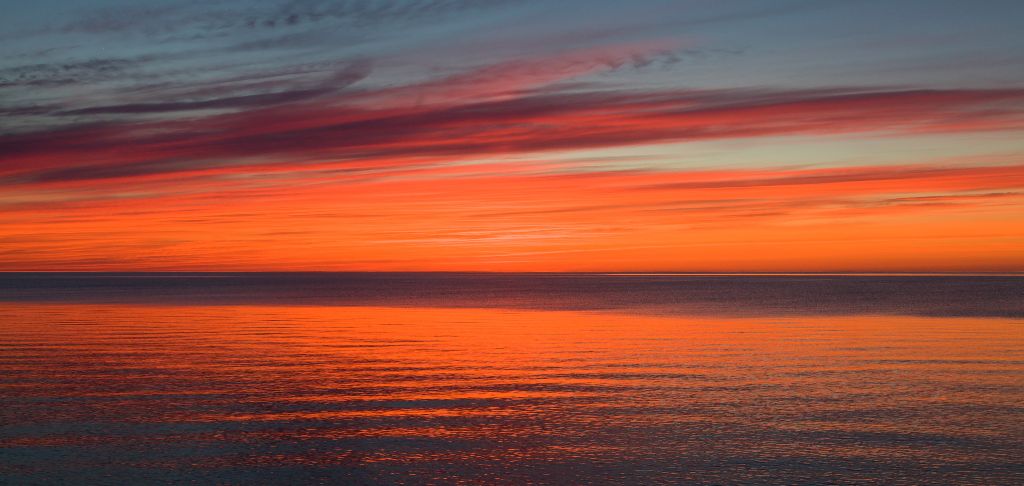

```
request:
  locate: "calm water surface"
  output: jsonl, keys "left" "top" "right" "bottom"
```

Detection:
{"left": 1, "top": 274, "right": 1022, "bottom": 484}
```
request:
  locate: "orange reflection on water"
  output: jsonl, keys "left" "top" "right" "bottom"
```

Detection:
{"left": 1, "top": 303, "right": 1022, "bottom": 484}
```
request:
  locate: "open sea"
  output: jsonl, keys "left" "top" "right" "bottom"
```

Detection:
{"left": 1, "top": 273, "right": 1022, "bottom": 485}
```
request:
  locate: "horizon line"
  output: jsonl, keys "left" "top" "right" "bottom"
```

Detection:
{"left": 2, "top": 271, "right": 1023, "bottom": 277}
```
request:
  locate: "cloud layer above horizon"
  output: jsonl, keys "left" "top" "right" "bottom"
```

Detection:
{"left": 2, "top": 0, "right": 1024, "bottom": 271}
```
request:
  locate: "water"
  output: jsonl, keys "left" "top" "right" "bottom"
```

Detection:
{"left": 1, "top": 274, "right": 1022, "bottom": 484}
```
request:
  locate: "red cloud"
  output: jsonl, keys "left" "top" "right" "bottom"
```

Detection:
{"left": 3, "top": 86, "right": 1023, "bottom": 187}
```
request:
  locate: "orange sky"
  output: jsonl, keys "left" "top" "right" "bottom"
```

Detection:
{"left": 3, "top": 3, "right": 1024, "bottom": 271}
{"left": 4, "top": 157, "right": 1023, "bottom": 271}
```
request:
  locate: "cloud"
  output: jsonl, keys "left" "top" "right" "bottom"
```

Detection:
{"left": 0, "top": 57, "right": 147, "bottom": 88}
{"left": 4, "top": 0, "right": 1023, "bottom": 272}
{"left": 58, "top": 0, "right": 518, "bottom": 38}
{"left": 640, "top": 164, "right": 1024, "bottom": 191}
{"left": 57, "top": 89, "right": 334, "bottom": 116}
{"left": 874, "top": 191, "right": 1023, "bottom": 206}
{"left": 57, "top": 60, "right": 372, "bottom": 116}
{"left": 365, "top": 41, "right": 683, "bottom": 106}
{"left": 4, "top": 157, "right": 1022, "bottom": 272}
{"left": 2, "top": 40, "right": 1023, "bottom": 195}
{"left": 60, "top": 3, "right": 192, "bottom": 35}
{"left": 3, "top": 82, "right": 1024, "bottom": 186}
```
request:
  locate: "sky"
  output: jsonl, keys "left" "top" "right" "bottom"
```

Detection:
{"left": 1, "top": 0, "right": 1023, "bottom": 272}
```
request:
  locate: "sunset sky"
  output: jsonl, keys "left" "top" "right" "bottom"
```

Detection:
{"left": 2, "top": 0, "right": 1023, "bottom": 271}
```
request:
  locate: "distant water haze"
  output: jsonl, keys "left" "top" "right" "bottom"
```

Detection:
{"left": 1, "top": 274, "right": 1022, "bottom": 484}
{"left": 2, "top": 272, "right": 1022, "bottom": 317}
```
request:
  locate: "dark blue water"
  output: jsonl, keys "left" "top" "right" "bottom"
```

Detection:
{"left": 2, "top": 273, "right": 1023, "bottom": 317}
{"left": 1, "top": 274, "right": 1022, "bottom": 485}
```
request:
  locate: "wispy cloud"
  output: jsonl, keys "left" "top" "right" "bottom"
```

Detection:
{"left": 4, "top": 79, "right": 1023, "bottom": 185}
{"left": 56, "top": 60, "right": 372, "bottom": 115}
{"left": 2, "top": 0, "right": 1024, "bottom": 271}
{"left": 59, "top": 0, "right": 519, "bottom": 38}
{"left": 0, "top": 56, "right": 150, "bottom": 88}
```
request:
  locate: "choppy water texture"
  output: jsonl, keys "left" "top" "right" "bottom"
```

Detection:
{"left": 1, "top": 274, "right": 1022, "bottom": 485}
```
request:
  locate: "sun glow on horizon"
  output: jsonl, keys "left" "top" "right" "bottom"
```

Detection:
{"left": 2, "top": 1, "right": 1024, "bottom": 271}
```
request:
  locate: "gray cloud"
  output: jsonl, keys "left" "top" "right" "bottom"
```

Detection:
{"left": 59, "top": 0, "right": 519, "bottom": 38}
{"left": 0, "top": 57, "right": 147, "bottom": 88}
{"left": 58, "top": 60, "right": 372, "bottom": 116}
{"left": 5, "top": 85, "right": 1023, "bottom": 185}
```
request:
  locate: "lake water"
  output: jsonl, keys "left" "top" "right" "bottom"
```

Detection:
{"left": 1, "top": 274, "right": 1022, "bottom": 484}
